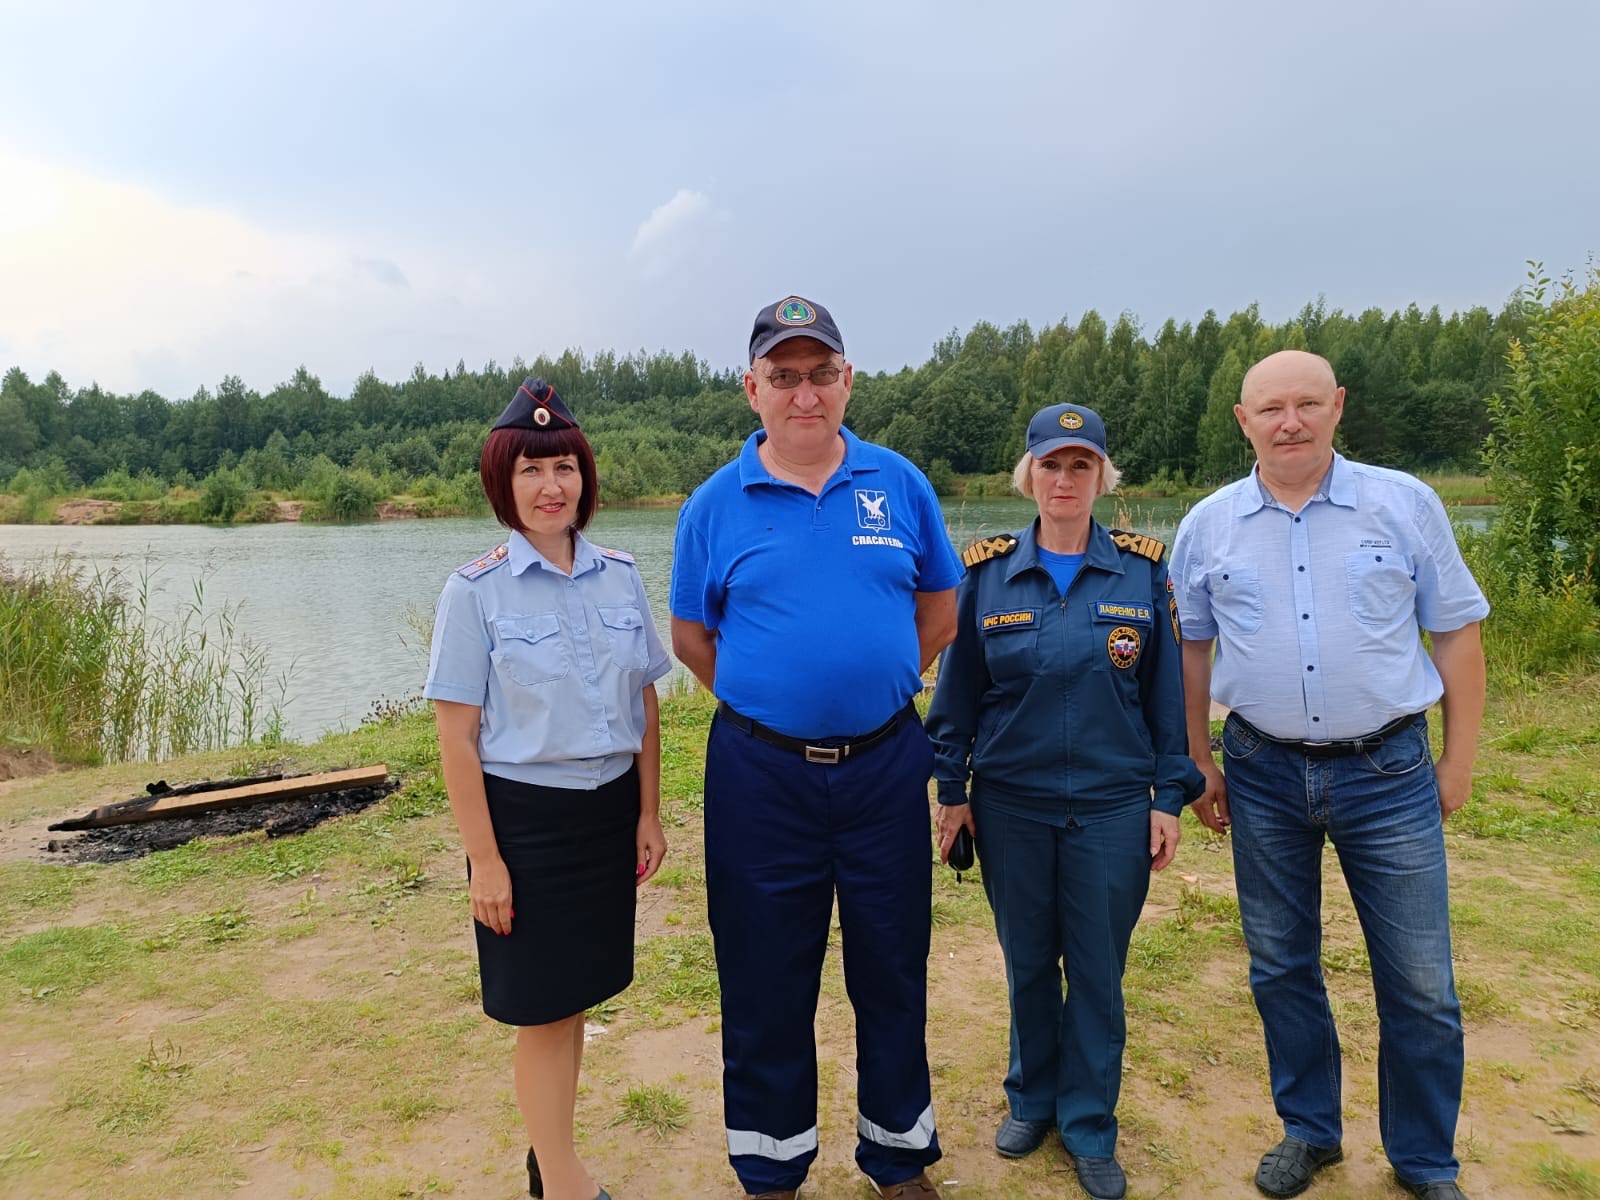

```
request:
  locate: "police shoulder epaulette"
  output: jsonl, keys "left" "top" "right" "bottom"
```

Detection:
{"left": 961, "top": 533, "right": 1019, "bottom": 569}
{"left": 596, "top": 545, "right": 636, "bottom": 565}
{"left": 1110, "top": 529, "right": 1167, "bottom": 563}
{"left": 455, "top": 543, "right": 509, "bottom": 579}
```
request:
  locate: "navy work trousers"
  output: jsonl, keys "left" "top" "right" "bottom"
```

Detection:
{"left": 974, "top": 793, "right": 1152, "bottom": 1156}
{"left": 704, "top": 710, "right": 942, "bottom": 1195}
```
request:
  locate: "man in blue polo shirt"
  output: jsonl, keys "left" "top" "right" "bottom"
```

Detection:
{"left": 1171, "top": 350, "right": 1488, "bottom": 1200}
{"left": 671, "top": 295, "right": 961, "bottom": 1200}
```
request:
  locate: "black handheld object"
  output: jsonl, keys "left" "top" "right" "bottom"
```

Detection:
{"left": 948, "top": 826, "right": 975, "bottom": 874}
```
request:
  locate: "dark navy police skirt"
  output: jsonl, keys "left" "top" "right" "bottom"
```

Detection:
{"left": 474, "top": 766, "right": 640, "bottom": 1026}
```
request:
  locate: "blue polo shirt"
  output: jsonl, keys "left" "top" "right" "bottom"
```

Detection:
{"left": 424, "top": 530, "right": 672, "bottom": 788}
{"left": 671, "top": 427, "right": 963, "bottom": 738}
{"left": 1171, "top": 453, "right": 1489, "bottom": 742}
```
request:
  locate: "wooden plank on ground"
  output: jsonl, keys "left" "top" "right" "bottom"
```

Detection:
{"left": 49, "top": 765, "right": 390, "bottom": 831}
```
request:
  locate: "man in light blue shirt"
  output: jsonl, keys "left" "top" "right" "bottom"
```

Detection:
{"left": 1171, "top": 350, "right": 1487, "bottom": 1200}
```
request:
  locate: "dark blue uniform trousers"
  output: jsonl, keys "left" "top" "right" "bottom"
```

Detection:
{"left": 974, "top": 792, "right": 1151, "bottom": 1157}
{"left": 705, "top": 712, "right": 942, "bottom": 1194}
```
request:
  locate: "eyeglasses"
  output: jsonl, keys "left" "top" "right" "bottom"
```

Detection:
{"left": 765, "top": 365, "right": 843, "bottom": 389}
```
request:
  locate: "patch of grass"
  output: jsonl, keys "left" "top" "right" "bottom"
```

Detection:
{"left": 1499, "top": 725, "right": 1553, "bottom": 753}
{"left": 1458, "top": 976, "right": 1516, "bottom": 1021}
{"left": 1126, "top": 919, "right": 1209, "bottom": 984}
{"left": 379, "top": 1089, "right": 444, "bottom": 1125}
{"left": 135, "top": 1037, "right": 192, "bottom": 1078}
{"left": 1454, "top": 799, "right": 1581, "bottom": 842}
{"left": 381, "top": 771, "right": 448, "bottom": 821}
{"left": 1536, "top": 1150, "right": 1600, "bottom": 1197}
{"left": 651, "top": 863, "right": 704, "bottom": 890}
{"left": 1321, "top": 942, "right": 1371, "bottom": 974}
{"left": 613, "top": 1083, "right": 689, "bottom": 1137}
{"left": 1568, "top": 1072, "right": 1600, "bottom": 1106}
{"left": 140, "top": 906, "right": 251, "bottom": 951}
{"left": 0, "top": 922, "right": 132, "bottom": 999}
{"left": 1174, "top": 883, "right": 1241, "bottom": 934}
{"left": 632, "top": 933, "right": 720, "bottom": 1021}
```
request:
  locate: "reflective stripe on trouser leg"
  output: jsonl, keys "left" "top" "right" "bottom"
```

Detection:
{"left": 705, "top": 715, "right": 832, "bottom": 1193}
{"left": 836, "top": 719, "right": 942, "bottom": 1187}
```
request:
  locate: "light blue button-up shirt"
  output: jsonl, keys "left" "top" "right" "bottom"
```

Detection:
{"left": 424, "top": 530, "right": 671, "bottom": 788}
{"left": 1171, "top": 453, "right": 1489, "bottom": 741}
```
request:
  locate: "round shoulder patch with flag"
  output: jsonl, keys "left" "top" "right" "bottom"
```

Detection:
{"left": 776, "top": 298, "right": 815, "bottom": 326}
{"left": 1107, "top": 624, "right": 1141, "bottom": 669}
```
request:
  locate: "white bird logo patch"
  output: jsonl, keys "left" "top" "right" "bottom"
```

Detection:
{"left": 855, "top": 490, "right": 891, "bottom": 531}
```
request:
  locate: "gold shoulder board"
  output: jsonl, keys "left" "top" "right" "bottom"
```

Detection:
{"left": 961, "top": 534, "right": 1020, "bottom": 569}
{"left": 1110, "top": 529, "right": 1167, "bottom": 563}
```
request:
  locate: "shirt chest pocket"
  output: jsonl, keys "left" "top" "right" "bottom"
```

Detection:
{"left": 492, "top": 613, "right": 569, "bottom": 686}
{"left": 1088, "top": 601, "right": 1152, "bottom": 673}
{"left": 980, "top": 608, "right": 1041, "bottom": 683}
{"left": 596, "top": 604, "right": 649, "bottom": 670}
{"left": 1207, "top": 564, "right": 1263, "bottom": 635}
{"left": 1345, "top": 552, "right": 1415, "bottom": 626}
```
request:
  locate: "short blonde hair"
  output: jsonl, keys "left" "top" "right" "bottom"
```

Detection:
{"left": 1013, "top": 451, "right": 1122, "bottom": 499}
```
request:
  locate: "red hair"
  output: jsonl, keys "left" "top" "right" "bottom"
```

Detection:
{"left": 479, "top": 426, "right": 599, "bottom": 534}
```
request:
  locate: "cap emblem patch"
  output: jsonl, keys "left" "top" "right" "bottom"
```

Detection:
{"left": 1107, "top": 625, "right": 1141, "bottom": 669}
{"left": 1060, "top": 411, "right": 1084, "bottom": 430}
{"left": 533, "top": 407, "right": 551, "bottom": 426}
{"left": 776, "top": 298, "right": 815, "bottom": 326}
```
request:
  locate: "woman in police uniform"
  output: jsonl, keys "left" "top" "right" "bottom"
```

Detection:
{"left": 925, "top": 403, "right": 1202, "bottom": 1200}
{"left": 424, "top": 378, "right": 671, "bottom": 1200}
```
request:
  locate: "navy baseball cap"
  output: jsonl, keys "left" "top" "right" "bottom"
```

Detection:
{"left": 749, "top": 295, "right": 845, "bottom": 362}
{"left": 491, "top": 377, "right": 579, "bottom": 432}
{"left": 1026, "top": 403, "right": 1107, "bottom": 459}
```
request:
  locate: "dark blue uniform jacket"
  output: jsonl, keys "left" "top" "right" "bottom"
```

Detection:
{"left": 926, "top": 520, "right": 1203, "bottom": 817}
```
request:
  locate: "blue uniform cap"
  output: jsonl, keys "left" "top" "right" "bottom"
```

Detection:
{"left": 492, "top": 377, "right": 579, "bottom": 432}
{"left": 1027, "top": 403, "right": 1107, "bottom": 460}
{"left": 749, "top": 295, "right": 845, "bottom": 362}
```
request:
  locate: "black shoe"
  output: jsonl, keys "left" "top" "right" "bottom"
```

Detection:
{"left": 1072, "top": 1154, "right": 1127, "bottom": 1200}
{"left": 1255, "top": 1136, "right": 1343, "bottom": 1198}
{"left": 1399, "top": 1181, "right": 1467, "bottom": 1200}
{"left": 994, "top": 1114, "right": 1052, "bottom": 1158}
{"left": 526, "top": 1148, "right": 542, "bottom": 1198}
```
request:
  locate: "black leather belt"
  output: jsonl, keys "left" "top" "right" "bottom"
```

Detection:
{"left": 715, "top": 701, "right": 918, "bottom": 765}
{"left": 1229, "top": 711, "right": 1424, "bottom": 759}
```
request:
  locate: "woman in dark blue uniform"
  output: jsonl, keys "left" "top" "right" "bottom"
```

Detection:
{"left": 425, "top": 379, "right": 672, "bottom": 1200}
{"left": 924, "top": 403, "right": 1202, "bottom": 1200}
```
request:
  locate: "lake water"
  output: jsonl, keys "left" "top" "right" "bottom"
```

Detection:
{"left": 0, "top": 495, "right": 1494, "bottom": 741}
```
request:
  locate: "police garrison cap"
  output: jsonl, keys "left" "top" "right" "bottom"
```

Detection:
{"left": 491, "top": 377, "right": 579, "bottom": 432}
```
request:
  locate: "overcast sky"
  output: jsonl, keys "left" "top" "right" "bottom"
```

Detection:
{"left": 1, "top": 0, "right": 1595, "bottom": 400}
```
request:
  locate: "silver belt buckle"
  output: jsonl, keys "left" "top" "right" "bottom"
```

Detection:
{"left": 804, "top": 744, "right": 844, "bottom": 765}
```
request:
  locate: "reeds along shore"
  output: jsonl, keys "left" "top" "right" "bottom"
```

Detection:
{"left": 0, "top": 558, "right": 285, "bottom": 765}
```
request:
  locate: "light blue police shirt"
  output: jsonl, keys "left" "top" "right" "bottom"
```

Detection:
{"left": 424, "top": 530, "right": 672, "bottom": 788}
{"left": 1171, "top": 453, "right": 1489, "bottom": 742}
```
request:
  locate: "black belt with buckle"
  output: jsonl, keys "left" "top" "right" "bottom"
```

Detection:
{"left": 1230, "top": 711, "right": 1424, "bottom": 759}
{"left": 715, "top": 700, "right": 918, "bottom": 764}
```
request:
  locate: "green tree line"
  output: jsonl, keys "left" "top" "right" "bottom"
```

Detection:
{"left": 1, "top": 295, "right": 1525, "bottom": 514}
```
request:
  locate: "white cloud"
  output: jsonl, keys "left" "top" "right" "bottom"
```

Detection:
{"left": 0, "top": 149, "right": 591, "bottom": 397}
{"left": 628, "top": 188, "right": 720, "bottom": 278}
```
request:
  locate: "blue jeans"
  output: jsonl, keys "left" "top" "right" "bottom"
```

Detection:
{"left": 1223, "top": 713, "right": 1462, "bottom": 1185}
